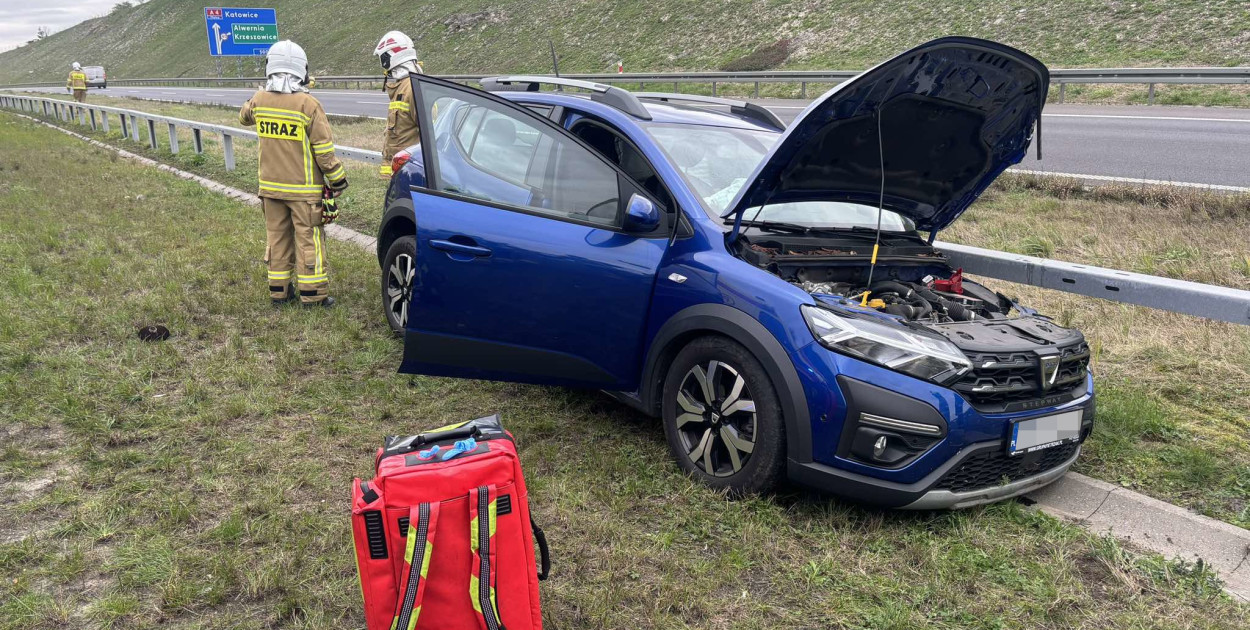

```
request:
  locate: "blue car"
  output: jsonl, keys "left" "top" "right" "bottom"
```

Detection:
{"left": 376, "top": 37, "right": 1094, "bottom": 508}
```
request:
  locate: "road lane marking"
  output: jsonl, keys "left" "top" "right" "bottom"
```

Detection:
{"left": 1042, "top": 113, "right": 1250, "bottom": 123}
{"left": 1007, "top": 169, "right": 1250, "bottom": 192}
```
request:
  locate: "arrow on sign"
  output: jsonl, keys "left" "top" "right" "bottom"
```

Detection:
{"left": 212, "top": 22, "right": 232, "bottom": 55}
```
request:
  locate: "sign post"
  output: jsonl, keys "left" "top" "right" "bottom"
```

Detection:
{"left": 204, "top": 8, "right": 279, "bottom": 58}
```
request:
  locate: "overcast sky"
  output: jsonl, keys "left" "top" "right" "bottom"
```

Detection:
{"left": 0, "top": 0, "right": 121, "bottom": 52}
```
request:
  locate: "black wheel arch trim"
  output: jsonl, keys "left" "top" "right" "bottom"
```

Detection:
{"left": 377, "top": 195, "right": 416, "bottom": 266}
{"left": 642, "top": 303, "right": 814, "bottom": 464}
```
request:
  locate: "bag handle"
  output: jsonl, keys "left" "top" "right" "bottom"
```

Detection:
{"left": 531, "top": 518, "right": 551, "bottom": 581}
{"left": 391, "top": 502, "right": 439, "bottom": 630}
{"left": 415, "top": 424, "right": 479, "bottom": 447}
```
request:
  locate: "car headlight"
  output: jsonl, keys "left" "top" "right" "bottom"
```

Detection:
{"left": 801, "top": 304, "right": 971, "bottom": 385}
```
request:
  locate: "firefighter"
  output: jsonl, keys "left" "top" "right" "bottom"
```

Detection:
{"left": 66, "top": 62, "right": 87, "bottom": 103}
{"left": 373, "top": 31, "right": 423, "bottom": 178}
{"left": 239, "top": 40, "right": 348, "bottom": 307}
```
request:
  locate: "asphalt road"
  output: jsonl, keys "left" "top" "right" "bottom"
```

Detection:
{"left": 18, "top": 85, "right": 1250, "bottom": 188}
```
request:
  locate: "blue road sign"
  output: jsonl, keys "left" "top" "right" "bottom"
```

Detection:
{"left": 204, "top": 7, "right": 279, "bottom": 57}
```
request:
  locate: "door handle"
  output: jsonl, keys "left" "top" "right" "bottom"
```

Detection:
{"left": 430, "top": 238, "right": 492, "bottom": 258}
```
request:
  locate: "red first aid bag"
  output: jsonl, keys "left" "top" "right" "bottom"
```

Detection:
{"left": 351, "top": 414, "right": 550, "bottom": 630}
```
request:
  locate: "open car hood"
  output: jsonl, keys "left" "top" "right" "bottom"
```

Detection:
{"left": 722, "top": 37, "right": 1048, "bottom": 235}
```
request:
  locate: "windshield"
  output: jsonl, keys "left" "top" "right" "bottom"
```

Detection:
{"left": 643, "top": 122, "right": 912, "bottom": 232}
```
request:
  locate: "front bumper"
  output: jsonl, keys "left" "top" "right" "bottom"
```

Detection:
{"left": 901, "top": 443, "right": 1080, "bottom": 509}
{"left": 788, "top": 440, "right": 1082, "bottom": 509}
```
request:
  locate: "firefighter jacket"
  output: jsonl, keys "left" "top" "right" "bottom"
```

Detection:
{"left": 67, "top": 71, "right": 87, "bottom": 91}
{"left": 380, "top": 76, "right": 420, "bottom": 177}
{"left": 239, "top": 90, "right": 347, "bottom": 200}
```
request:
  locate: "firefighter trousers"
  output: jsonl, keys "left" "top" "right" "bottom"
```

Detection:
{"left": 262, "top": 197, "right": 329, "bottom": 304}
{"left": 72, "top": 90, "right": 86, "bottom": 103}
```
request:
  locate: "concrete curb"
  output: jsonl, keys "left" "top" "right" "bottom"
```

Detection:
{"left": 1027, "top": 471, "right": 1250, "bottom": 601}
{"left": 12, "top": 112, "right": 1250, "bottom": 603}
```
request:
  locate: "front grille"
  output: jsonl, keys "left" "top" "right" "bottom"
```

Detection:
{"left": 932, "top": 442, "right": 1080, "bottom": 493}
{"left": 953, "top": 343, "right": 1090, "bottom": 411}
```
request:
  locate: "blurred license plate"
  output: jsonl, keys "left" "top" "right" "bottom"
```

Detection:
{"left": 1009, "top": 410, "right": 1083, "bottom": 456}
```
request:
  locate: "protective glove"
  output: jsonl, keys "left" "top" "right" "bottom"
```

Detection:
{"left": 321, "top": 199, "right": 340, "bottom": 225}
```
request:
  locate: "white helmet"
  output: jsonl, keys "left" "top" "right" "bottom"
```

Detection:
{"left": 375, "top": 31, "right": 417, "bottom": 72}
{"left": 266, "top": 40, "right": 308, "bottom": 79}
{"left": 72, "top": 62, "right": 81, "bottom": 70}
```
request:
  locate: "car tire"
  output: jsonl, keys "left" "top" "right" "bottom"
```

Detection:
{"left": 381, "top": 236, "right": 416, "bottom": 336}
{"left": 662, "top": 336, "right": 786, "bottom": 495}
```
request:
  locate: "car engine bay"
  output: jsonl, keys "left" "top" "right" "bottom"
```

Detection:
{"left": 737, "top": 234, "right": 1018, "bottom": 323}
{"left": 735, "top": 232, "right": 1088, "bottom": 354}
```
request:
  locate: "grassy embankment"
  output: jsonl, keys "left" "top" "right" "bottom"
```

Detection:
{"left": 2, "top": 111, "right": 1247, "bottom": 629}
{"left": 9, "top": 91, "right": 1249, "bottom": 527}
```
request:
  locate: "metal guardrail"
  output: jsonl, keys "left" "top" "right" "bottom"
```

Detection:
{"left": 2, "top": 67, "right": 1248, "bottom": 101}
{"left": 0, "top": 92, "right": 1247, "bottom": 325}
{"left": 0, "top": 93, "right": 381, "bottom": 168}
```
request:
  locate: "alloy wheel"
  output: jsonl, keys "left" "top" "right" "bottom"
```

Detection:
{"left": 386, "top": 253, "right": 415, "bottom": 329}
{"left": 675, "top": 360, "right": 757, "bottom": 477}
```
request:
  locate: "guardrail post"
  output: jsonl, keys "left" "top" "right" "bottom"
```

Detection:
{"left": 167, "top": 123, "right": 179, "bottom": 154}
{"left": 193, "top": 128, "right": 203, "bottom": 154}
{"left": 222, "top": 133, "right": 235, "bottom": 171}
{"left": 120, "top": 112, "right": 129, "bottom": 139}
{"left": 131, "top": 115, "right": 141, "bottom": 142}
{"left": 800, "top": 81, "right": 807, "bottom": 99}
{"left": 101, "top": 110, "right": 109, "bottom": 133}
{"left": 147, "top": 118, "right": 158, "bottom": 149}
{"left": 712, "top": 81, "right": 717, "bottom": 97}
{"left": 754, "top": 81, "right": 760, "bottom": 98}
{"left": 1148, "top": 83, "right": 1156, "bottom": 105}
{"left": 1058, "top": 83, "right": 1066, "bottom": 103}
{"left": 89, "top": 109, "right": 97, "bottom": 130}
{"left": 42, "top": 101, "right": 48, "bottom": 117}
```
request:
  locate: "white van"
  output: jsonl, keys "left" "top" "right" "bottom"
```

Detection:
{"left": 83, "top": 66, "right": 106, "bottom": 88}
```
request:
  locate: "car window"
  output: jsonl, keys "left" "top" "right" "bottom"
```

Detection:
{"left": 418, "top": 82, "right": 621, "bottom": 226}
{"left": 571, "top": 119, "right": 673, "bottom": 211}
{"left": 644, "top": 122, "right": 911, "bottom": 231}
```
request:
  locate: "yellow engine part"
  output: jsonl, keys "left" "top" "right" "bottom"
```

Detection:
{"left": 867, "top": 299, "right": 887, "bottom": 309}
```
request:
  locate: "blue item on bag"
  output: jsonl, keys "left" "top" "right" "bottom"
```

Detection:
{"left": 441, "top": 437, "right": 477, "bottom": 461}
{"left": 416, "top": 445, "right": 441, "bottom": 460}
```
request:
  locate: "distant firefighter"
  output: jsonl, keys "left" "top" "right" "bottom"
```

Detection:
{"left": 66, "top": 62, "right": 87, "bottom": 102}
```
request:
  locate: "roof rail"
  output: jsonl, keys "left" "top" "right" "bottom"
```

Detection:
{"left": 479, "top": 75, "right": 652, "bottom": 120}
{"left": 633, "top": 93, "right": 786, "bottom": 130}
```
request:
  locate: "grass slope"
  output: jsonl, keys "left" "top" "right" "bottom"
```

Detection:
{"left": 1, "top": 111, "right": 1247, "bottom": 629}
{"left": 3, "top": 1, "right": 1250, "bottom": 85}
{"left": 18, "top": 91, "right": 1250, "bottom": 526}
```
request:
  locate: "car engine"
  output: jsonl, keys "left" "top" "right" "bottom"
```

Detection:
{"left": 796, "top": 270, "right": 1014, "bottom": 323}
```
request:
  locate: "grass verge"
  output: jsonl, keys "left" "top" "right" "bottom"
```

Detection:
{"left": 9, "top": 94, "right": 1250, "bottom": 527}
{"left": 2, "top": 112, "right": 1247, "bottom": 628}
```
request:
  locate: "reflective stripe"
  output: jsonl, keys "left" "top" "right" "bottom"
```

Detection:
{"left": 298, "top": 274, "right": 328, "bottom": 285}
{"left": 253, "top": 107, "right": 310, "bottom": 124}
{"left": 258, "top": 180, "right": 322, "bottom": 193}
{"left": 312, "top": 142, "right": 335, "bottom": 154}
{"left": 313, "top": 227, "right": 324, "bottom": 276}
{"left": 325, "top": 164, "right": 346, "bottom": 182}
{"left": 379, "top": 164, "right": 394, "bottom": 176}
{"left": 267, "top": 270, "right": 293, "bottom": 280}
{"left": 389, "top": 101, "right": 411, "bottom": 112}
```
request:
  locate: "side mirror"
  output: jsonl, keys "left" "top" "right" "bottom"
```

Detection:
{"left": 622, "top": 193, "right": 660, "bottom": 233}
